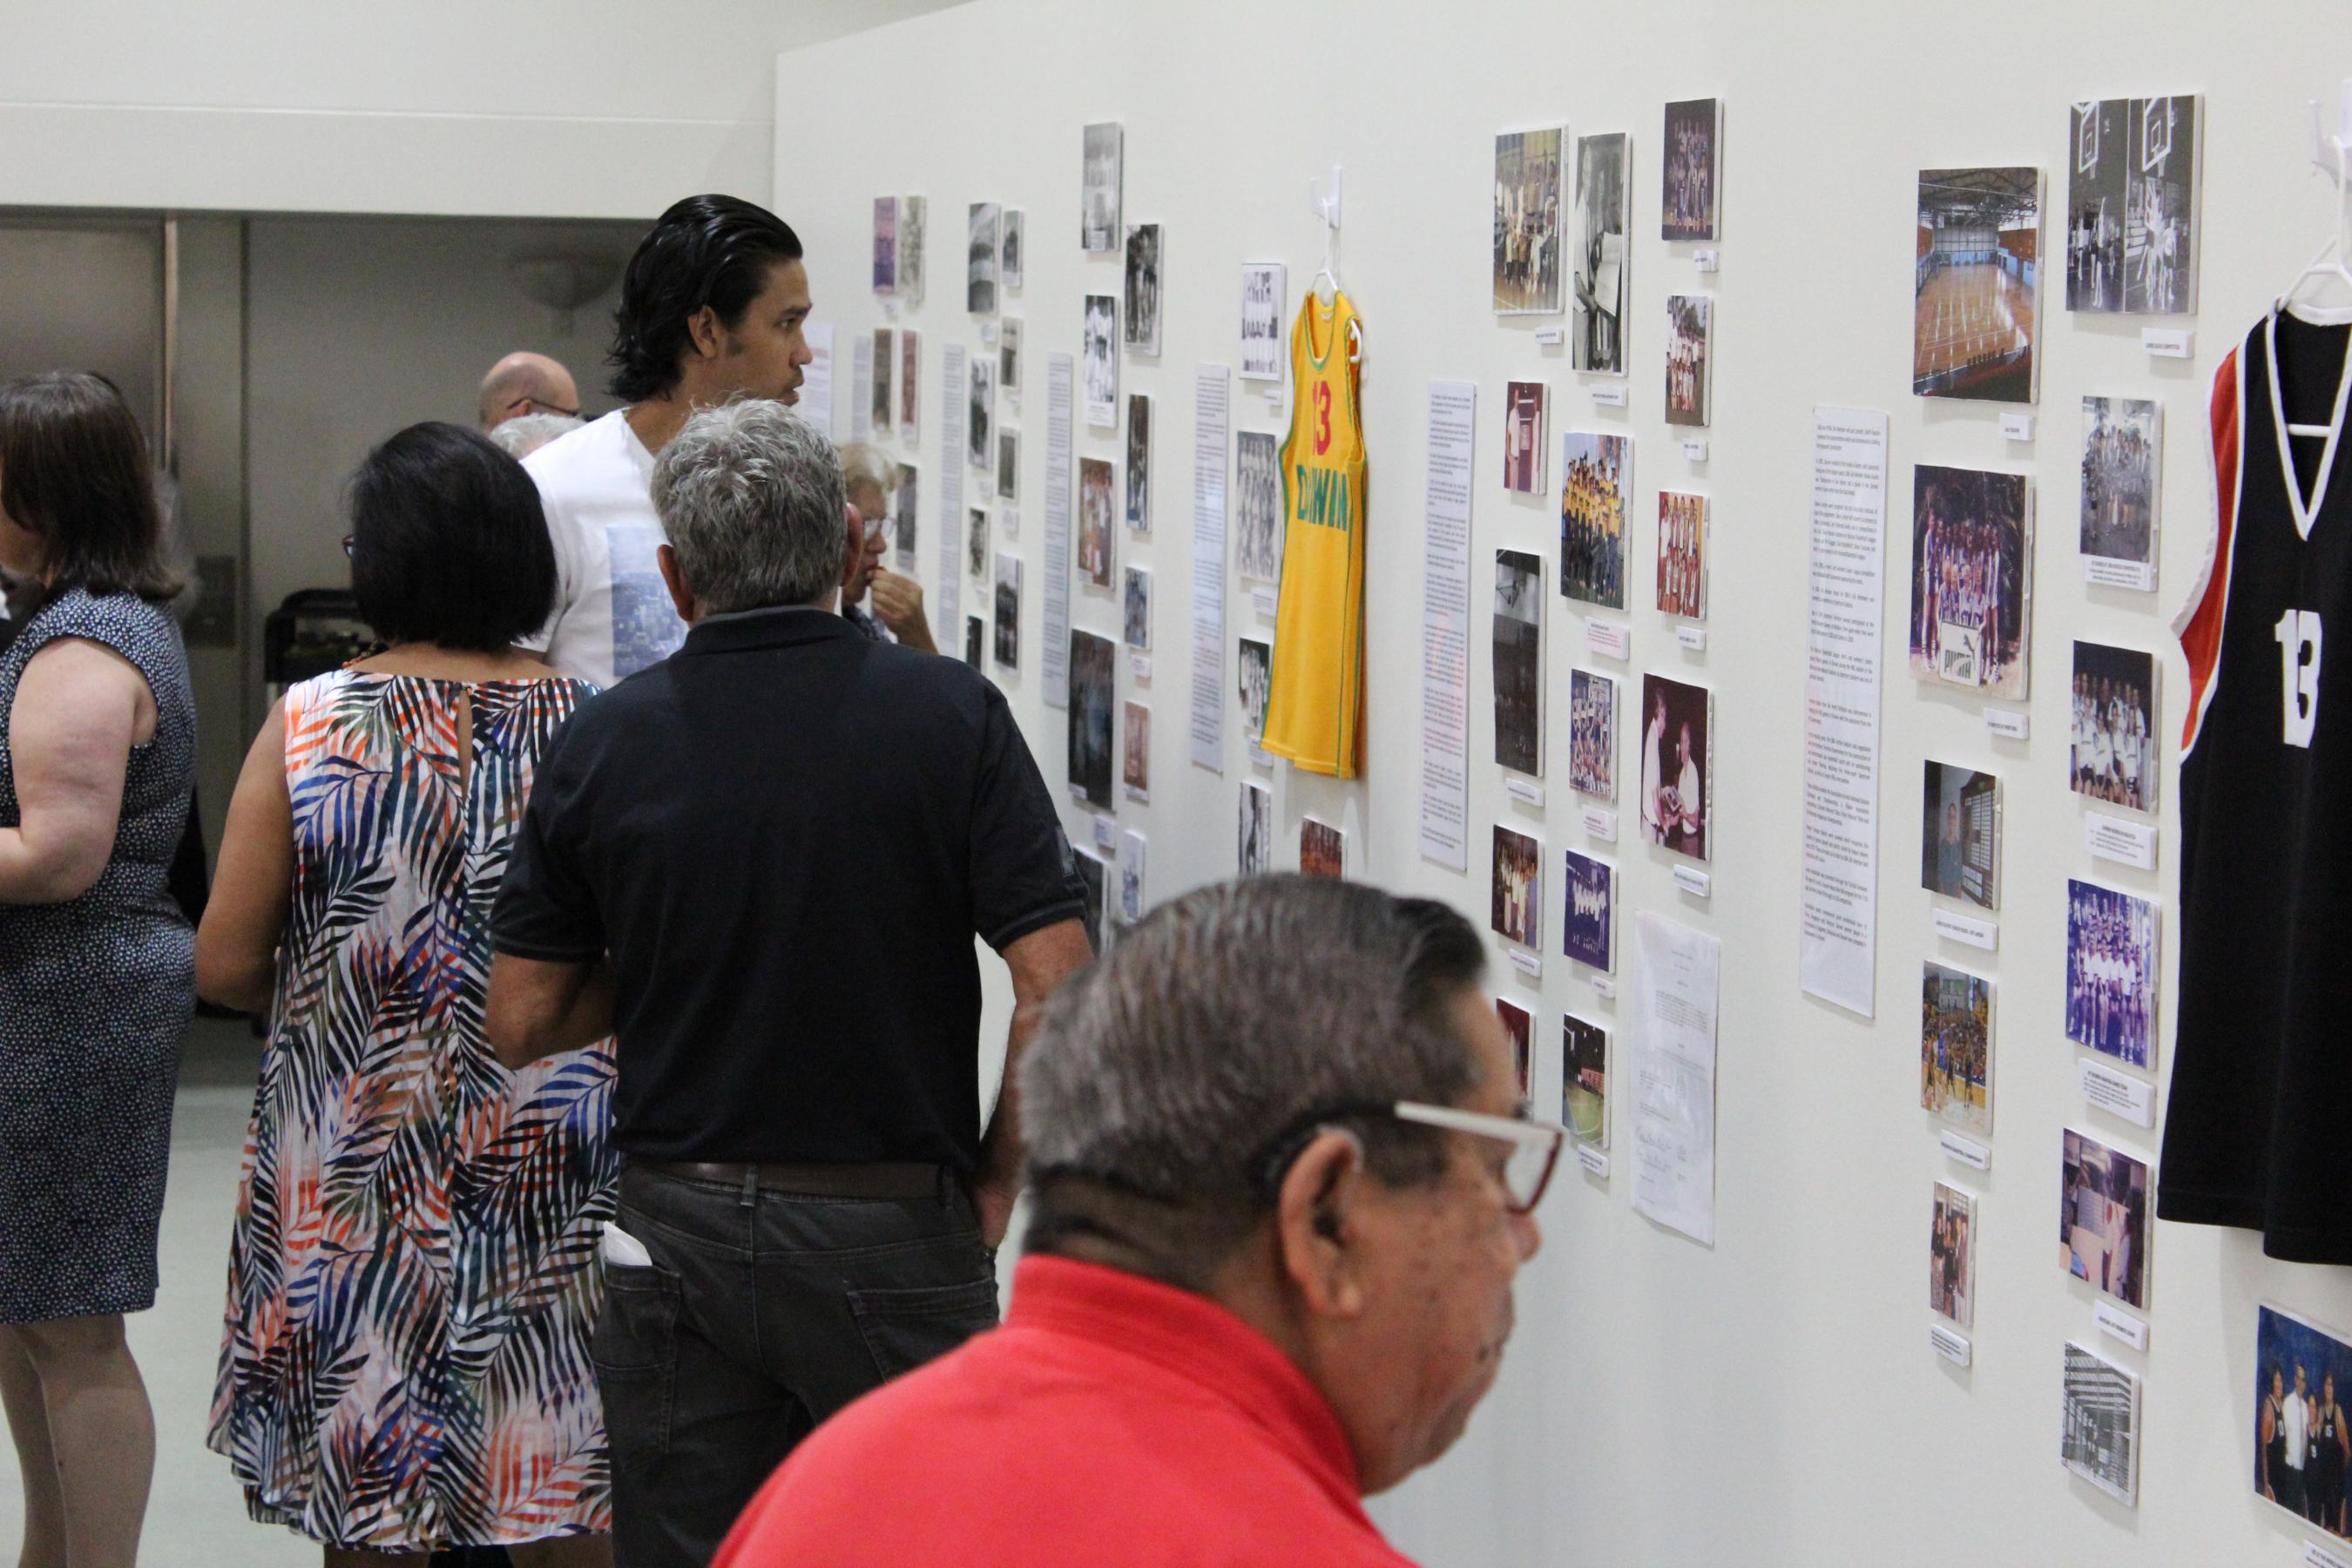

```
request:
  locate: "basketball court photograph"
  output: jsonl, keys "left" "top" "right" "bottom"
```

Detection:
{"left": 1920, "top": 961, "right": 1993, "bottom": 1134}
{"left": 1564, "top": 1016, "right": 1608, "bottom": 1146}
{"left": 1913, "top": 166, "right": 2040, "bottom": 402}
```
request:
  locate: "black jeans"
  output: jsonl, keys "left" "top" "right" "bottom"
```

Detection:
{"left": 594, "top": 1164, "right": 1000, "bottom": 1568}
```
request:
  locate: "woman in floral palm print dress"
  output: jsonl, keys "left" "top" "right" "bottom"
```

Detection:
{"left": 198, "top": 423, "right": 614, "bottom": 1565}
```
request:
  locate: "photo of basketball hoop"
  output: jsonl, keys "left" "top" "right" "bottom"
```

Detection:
{"left": 1913, "top": 166, "right": 2041, "bottom": 403}
{"left": 2066, "top": 96, "right": 2200, "bottom": 316}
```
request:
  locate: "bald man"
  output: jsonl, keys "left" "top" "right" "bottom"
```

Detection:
{"left": 477, "top": 351, "right": 581, "bottom": 430}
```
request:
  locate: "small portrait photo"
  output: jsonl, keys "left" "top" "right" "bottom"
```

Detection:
{"left": 1125, "top": 393, "right": 1152, "bottom": 531}
{"left": 1301, "top": 819, "right": 1344, "bottom": 880}
{"left": 896, "top": 195, "right": 927, "bottom": 303}
{"left": 1559, "top": 431, "right": 1631, "bottom": 611}
{"left": 967, "top": 200, "right": 999, "bottom": 315}
{"left": 1239, "top": 781, "right": 1274, "bottom": 876}
{"left": 1493, "top": 549, "right": 1544, "bottom": 776}
{"left": 998, "top": 318, "right": 1022, "bottom": 397}
{"left": 1569, "top": 667, "right": 1617, "bottom": 801}
{"left": 1637, "top": 673, "right": 1712, "bottom": 862}
{"left": 900, "top": 329, "right": 921, "bottom": 441}
{"left": 997, "top": 429, "right": 1019, "bottom": 503}
{"left": 1125, "top": 223, "right": 1163, "bottom": 355}
{"left": 1562, "top": 848, "right": 1614, "bottom": 973}
{"left": 968, "top": 355, "right": 995, "bottom": 470}
{"left": 2065, "top": 879, "right": 2159, "bottom": 1071}
{"left": 1235, "top": 430, "right": 1286, "bottom": 583}
{"left": 893, "top": 462, "right": 919, "bottom": 568}
{"left": 1066, "top": 630, "right": 1116, "bottom": 811}
{"left": 1075, "top": 848, "right": 1107, "bottom": 953}
{"left": 1123, "top": 700, "right": 1150, "bottom": 802}
{"left": 1919, "top": 961, "right": 1993, "bottom": 1135}
{"left": 1119, "top": 828, "right": 1146, "bottom": 924}
{"left": 1238, "top": 636, "right": 1274, "bottom": 768}
{"left": 1655, "top": 490, "right": 1707, "bottom": 619}
{"left": 1930, "top": 1183, "right": 1977, "bottom": 1329}
{"left": 1913, "top": 166, "right": 2040, "bottom": 402}
{"left": 1909, "top": 464, "right": 2033, "bottom": 700}
{"left": 967, "top": 506, "right": 989, "bottom": 580}
{"left": 1078, "top": 456, "right": 1117, "bottom": 590}
{"left": 1563, "top": 1015, "right": 1608, "bottom": 1146}
{"left": 1493, "top": 126, "right": 1566, "bottom": 315}
{"left": 871, "top": 328, "right": 894, "bottom": 438}
{"left": 2079, "top": 395, "right": 2160, "bottom": 589}
{"left": 1000, "top": 207, "right": 1025, "bottom": 292}
{"left": 2254, "top": 1303, "right": 2352, "bottom": 1537}
{"left": 1082, "top": 294, "right": 1119, "bottom": 429}
{"left": 1240, "top": 262, "right": 1288, "bottom": 382}
{"left": 1921, "top": 760, "right": 2000, "bottom": 909}
{"left": 1661, "top": 98, "right": 1720, "bottom": 242}
{"left": 2063, "top": 1341, "right": 2142, "bottom": 1508}
{"left": 1081, "top": 121, "right": 1123, "bottom": 253}
{"left": 2061, "top": 1127, "right": 2150, "bottom": 1310}
{"left": 1490, "top": 825, "right": 1543, "bottom": 950}
{"left": 1504, "top": 381, "right": 1548, "bottom": 494}
{"left": 993, "top": 552, "right": 1021, "bottom": 669}
{"left": 1664, "top": 294, "right": 1711, "bottom": 428}
{"left": 963, "top": 614, "right": 983, "bottom": 670}
{"left": 872, "top": 196, "right": 897, "bottom": 293}
{"left": 1496, "top": 998, "right": 1534, "bottom": 1098}
{"left": 1572, "top": 131, "right": 1631, "bottom": 375}
{"left": 1124, "top": 566, "right": 1152, "bottom": 651}
{"left": 2070, "top": 641, "right": 2159, "bottom": 812}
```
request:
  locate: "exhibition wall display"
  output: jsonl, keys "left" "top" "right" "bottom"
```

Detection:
{"left": 780, "top": 3, "right": 2352, "bottom": 1563}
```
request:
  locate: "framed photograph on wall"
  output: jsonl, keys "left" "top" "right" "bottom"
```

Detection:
{"left": 1494, "top": 126, "right": 1566, "bottom": 315}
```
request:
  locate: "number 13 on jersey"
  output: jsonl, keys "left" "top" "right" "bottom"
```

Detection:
{"left": 2276, "top": 609, "right": 2323, "bottom": 748}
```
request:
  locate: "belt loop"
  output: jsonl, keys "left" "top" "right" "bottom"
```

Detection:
{"left": 740, "top": 1167, "right": 759, "bottom": 1209}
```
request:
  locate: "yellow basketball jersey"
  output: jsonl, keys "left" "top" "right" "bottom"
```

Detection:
{"left": 1264, "top": 288, "right": 1366, "bottom": 777}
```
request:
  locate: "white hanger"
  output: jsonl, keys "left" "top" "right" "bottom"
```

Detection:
{"left": 1306, "top": 166, "right": 1362, "bottom": 362}
{"left": 2280, "top": 81, "right": 2352, "bottom": 437}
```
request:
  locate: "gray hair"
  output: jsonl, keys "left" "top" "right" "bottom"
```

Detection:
{"left": 1019, "top": 875, "right": 1488, "bottom": 1281}
{"left": 487, "top": 411, "right": 584, "bottom": 459}
{"left": 651, "top": 399, "right": 847, "bottom": 612}
{"left": 837, "top": 440, "right": 899, "bottom": 498}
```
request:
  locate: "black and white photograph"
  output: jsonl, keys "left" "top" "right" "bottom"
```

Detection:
{"left": 2071, "top": 641, "right": 2159, "bottom": 812}
{"left": 1124, "top": 700, "right": 1150, "bottom": 803}
{"left": 871, "top": 327, "right": 894, "bottom": 439}
{"left": 872, "top": 196, "right": 896, "bottom": 293}
{"left": 1000, "top": 206, "right": 1024, "bottom": 291}
{"left": 997, "top": 429, "right": 1019, "bottom": 503}
{"left": 2061, "top": 1128, "right": 2150, "bottom": 1311}
{"left": 1504, "top": 381, "right": 1547, "bottom": 494}
{"left": 1124, "top": 566, "right": 1151, "bottom": 651}
{"left": 1493, "top": 549, "right": 1544, "bottom": 775}
{"left": 1493, "top": 126, "right": 1565, "bottom": 315}
{"left": 963, "top": 614, "right": 984, "bottom": 670}
{"left": 1909, "top": 464, "right": 2033, "bottom": 700}
{"left": 1562, "top": 848, "right": 1613, "bottom": 974}
{"left": 967, "top": 504, "right": 988, "bottom": 579}
{"left": 897, "top": 194, "right": 927, "bottom": 303}
{"left": 1563, "top": 1015, "right": 1608, "bottom": 1147}
{"left": 1913, "top": 166, "right": 2039, "bottom": 402}
{"left": 1082, "top": 293, "right": 1119, "bottom": 429}
{"left": 967, "top": 355, "right": 994, "bottom": 470}
{"left": 993, "top": 551, "right": 1021, "bottom": 668}
{"left": 1078, "top": 456, "right": 1116, "bottom": 590}
{"left": 999, "top": 317, "right": 1022, "bottom": 396}
{"left": 2063, "top": 1341, "right": 2142, "bottom": 1508}
{"left": 1921, "top": 760, "right": 2000, "bottom": 909}
{"left": 1119, "top": 827, "right": 1146, "bottom": 923}
{"left": 1655, "top": 490, "right": 1707, "bottom": 619}
{"left": 2066, "top": 879, "right": 2159, "bottom": 1072}
{"left": 1490, "top": 826, "right": 1543, "bottom": 949}
{"left": 2080, "top": 395, "right": 2159, "bottom": 589}
{"left": 1560, "top": 431, "right": 1630, "bottom": 611}
{"left": 1125, "top": 222, "right": 1162, "bottom": 355}
{"left": 1570, "top": 667, "right": 1616, "bottom": 801}
{"left": 1125, "top": 393, "right": 1152, "bottom": 531}
{"left": 1663, "top": 294, "right": 1711, "bottom": 427}
{"left": 1240, "top": 262, "right": 1288, "bottom": 381}
{"left": 1238, "top": 635, "right": 1273, "bottom": 768}
{"left": 1572, "top": 131, "right": 1631, "bottom": 375}
{"left": 900, "top": 328, "right": 920, "bottom": 442}
{"left": 2067, "top": 97, "right": 2200, "bottom": 316}
{"left": 893, "top": 461, "right": 919, "bottom": 568}
{"left": 1239, "top": 781, "right": 1274, "bottom": 876}
{"left": 1081, "top": 121, "right": 1123, "bottom": 253}
{"left": 2254, "top": 1304, "right": 2352, "bottom": 1538}
{"left": 1920, "top": 962, "right": 1992, "bottom": 1136}
{"left": 1075, "top": 848, "right": 1107, "bottom": 952}
{"left": 1930, "top": 1183, "right": 1977, "bottom": 1330}
{"left": 1235, "top": 429, "right": 1285, "bottom": 583}
{"left": 1661, "top": 98, "right": 1720, "bottom": 242}
{"left": 1637, "top": 673, "right": 1712, "bottom": 862}
{"left": 1067, "top": 628, "right": 1116, "bottom": 810}
{"left": 967, "top": 200, "right": 999, "bottom": 314}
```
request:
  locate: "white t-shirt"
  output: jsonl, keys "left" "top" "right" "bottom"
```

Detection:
{"left": 522, "top": 409, "right": 684, "bottom": 688}
{"left": 2287, "top": 1391, "right": 2312, "bottom": 1469}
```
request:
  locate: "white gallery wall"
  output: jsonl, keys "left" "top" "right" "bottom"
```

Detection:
{"left": 781, "top": 3, "right": 2352, "bottom": 1565}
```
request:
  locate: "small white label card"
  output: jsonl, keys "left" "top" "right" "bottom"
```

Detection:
{"left": 1591, "top": 974, "right": 1619, "bottom": 1001}
{"left": 1093, "top": 814, "right": 1117, "bottom": 852}
{"left": 1985, "top": 707, "right": 2029, "bottom": 740}
{"left": 1001, "top": 507, "right": 1018, "bottom": 538}
{"left": 1932, "top": 908, "right": 1999, "bottom": 950}
{"left": 1581, "top": 805, "right": 1619, "bottom": 841}
{"left": 1675, "top": 625, "right": 1707, "bottom": 652}
{"left": 1508, "top": 948, "right": 1543, "bottom": 978}
{"left": 1585, "top": 618, "right": 1631, "bottom": 660}
{"left": 1939, "top": 1129, "right": 1991, "bottom": 1172}
{"left": 2082, "top": 554, "right": 2155, "bottom": 592}
{"left": 1673, "top": 865, "right": 1712, "bottom": 898}
{"left": 2000, "top": 410, "right": 2034, "bottom": 442}
{"left": 981, "top": 321, "right": 1000, "bottom": 345}
{"left": 1930, "top": 1324, "right": 1973, "bottom": 1366}
{"left": 2308, "top": 1538, "right": 2352, "bottom": 1568}
{"left": 1681, "top": 438, "right": 1709, "bottom": 463}
{"left": 1535, "top": 326, "right": 1565, "bottom": 346}
{"left": 2142, "top": 327, "right": 2193, "bottom": 359}
{"left": 2093, "top": 1300, "right": 2150, "bottom": 1352}
{"left": 1577, "top": 1144, "right": 1610, "bottom": 1177}
{"left": 2080, "top": 1058, "right": 2157, "bottom": 1129}
{"left": 1505, "top": 776, "right": 1544, "bottom": 807}
{"left": 883, "top": 299, "right": 901, "bottom": 320}
{"left": 2085, "top": 813, "right": 2159, "bottom": 871}
{"left": 1592, "top": 382, "right": 1628, "bottom": 407}
{"left": 1252, "top": 586, "right": 1278, "bottom": 620}
{"left": 1130, "top": 652, "right": 1152, "bottom": 682}
{"left": 1693, "top": 248, "right": 1720, "bottom": 273}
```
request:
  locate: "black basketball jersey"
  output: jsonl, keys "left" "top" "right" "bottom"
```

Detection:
{"left": 2163, "top": 305, "right": 2352, "bottom": 1261}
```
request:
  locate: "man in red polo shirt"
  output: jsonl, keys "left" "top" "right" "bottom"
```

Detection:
{"left": 715, "top": 875, "right": 1557, "bottom": 1566}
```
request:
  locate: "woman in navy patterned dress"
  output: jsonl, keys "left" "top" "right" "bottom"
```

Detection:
{"left": 0, "top": 372, "right": 197, "bottom": 1568}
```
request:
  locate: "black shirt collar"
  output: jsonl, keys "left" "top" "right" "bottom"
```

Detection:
{"left": 679, "top": 603, "right": 861, "bottom": 656}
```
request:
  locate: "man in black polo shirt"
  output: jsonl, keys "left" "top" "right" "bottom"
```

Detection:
{"left": 486, "top": 398, "right": 1092, "bottom": 1567}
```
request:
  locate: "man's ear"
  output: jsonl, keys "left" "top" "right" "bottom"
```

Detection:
{"left": 656, "top": 542, "right": 697, "bottom": 623}
{"left": 686, "top": 303, "right": 727, "bottom": 364}
{"left": 1274, "top": 1128, "right": 1373, "bottom": 1320}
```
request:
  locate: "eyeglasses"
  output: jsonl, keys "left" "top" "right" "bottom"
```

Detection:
{"left": 1255, "top": 1098, "right": 1565, "bottom": 1215}
{"left": 505, "top": 395, "right": 581, "bottom": 420}
{"left": 341, "top": 534, "right": 355, "bottom": 558}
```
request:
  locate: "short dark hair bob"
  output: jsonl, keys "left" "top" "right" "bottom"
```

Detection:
{"left": 347, "top": 422, "right": 557, "bottom": 653}
{"left": 0, "top": 371, "right": 179, "bottom": 602}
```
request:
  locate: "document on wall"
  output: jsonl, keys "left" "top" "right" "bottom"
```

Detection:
{"left": 1419, "top": 380, "right": 1476, "bottom": 872}
{"left": 1191, "top": 363, "right": 1232, "bottom": 772}
{"left": 849, "top": 329, "right": 874, "bottom": 443}
{"left": 1797, "top": 407, "right": 1889, "bottom": 1019}
{"left": 1043, "top": 353, "right": 1075, "bottom": 708}
{"left": 801, "top": 324, "right": 835, "bottom": 440}
{"left": 937, "top": 344, "right": 965, "bottom": 640}
{"left": 1629, "top": 912, "right": 1720, "bottom": 1246}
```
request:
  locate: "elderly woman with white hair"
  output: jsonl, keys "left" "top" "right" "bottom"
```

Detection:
{"left": 835, "top": 439, "right": 936, "bottom": 652}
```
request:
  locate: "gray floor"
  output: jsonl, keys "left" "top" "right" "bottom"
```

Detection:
{"left": 0, "top": 1019, "right": 312, "bottom": 1565}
